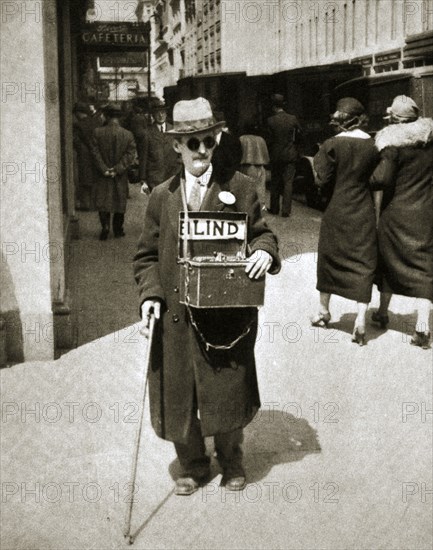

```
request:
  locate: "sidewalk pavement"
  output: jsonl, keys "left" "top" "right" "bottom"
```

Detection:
{"left": 1, "top": 187, "right": 432, "bottom": 549}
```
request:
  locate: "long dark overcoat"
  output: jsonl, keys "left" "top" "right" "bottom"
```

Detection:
{"left": 91, "top": 121, "right": 136, "bottom": 213}
{"left": 371, "top": 117, "right": 433, "bottom": 300}
{"left": 73, "top": 115, "right": 102, "bottom": 209}
{"left": 133, "top": 170, "right": 280, "bottom": 444}
{"left": 267, "top": 111, "right": 301, "bottom": 165}
{"left": 313, "top": 134, "right": 380, "bottom": 302}
{"left": 139, "top": 122, "right": 181, "bottom": 187}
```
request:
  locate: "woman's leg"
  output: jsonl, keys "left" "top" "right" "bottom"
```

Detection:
{"left": 311, "top": 292, "right": 331, "bottom": 327}
{"left": 352, "top": 302, "right": 368, "bottom": 345}
{"left": 355, "top": 302, "right": 368, "bottom": 329}
{"left": 378, "top": 292, "right": 392, "bottom": 316}
{"left": 415, "top": 298, "right": 431, "bottom": 333}
{"left": 319, "top": 292, "right": 331, "bottom": 315}
{"left": 371, "top": 292, "right": 392, "bottom": 328}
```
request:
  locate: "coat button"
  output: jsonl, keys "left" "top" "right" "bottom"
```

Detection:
{"left": 174, "top": 287, "right": 179, "bottom": 293}
{"left": 172, "top": 314, "right": 180, "bottom": 323}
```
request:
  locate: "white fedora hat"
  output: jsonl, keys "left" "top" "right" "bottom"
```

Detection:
{"left": 167, "top": 97, "right": 225, "bottom": 135}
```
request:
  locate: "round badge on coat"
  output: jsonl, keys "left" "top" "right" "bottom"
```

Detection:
{"left": 218, "top": 191, "right": 236, "bottom": 205}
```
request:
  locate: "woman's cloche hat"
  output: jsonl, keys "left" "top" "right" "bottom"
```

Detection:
{"left": 384, "top": 95, "right": 419, "bottom": 122}
{"left": 332, "top": 97, "right": 365, "bottom": 118}
{"left": 166, "top": 97, "right": 226, "bottom": 135}
{"left": 330, "top": 97, "right": 367, "bottom": 131}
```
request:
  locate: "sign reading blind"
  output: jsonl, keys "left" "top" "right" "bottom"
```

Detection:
{"left": 179, "top": 218, "right": 246, "bottom": 241}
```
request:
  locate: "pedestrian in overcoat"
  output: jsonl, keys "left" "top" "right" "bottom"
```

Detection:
{"left": 312, "top": 97, "right": 380, "bottom": 346}
{"left": 370, "top": 95, "right": 433, "bottom": 349}
{"left": 133, "top": 98, "right": 280, "bottom": 495}
{"left": 91, "top": 104, "right": 136, "bottom": 240}
{"left": 239, "top": 123, "right": 271, "bottom": 208}
{"left": 266, "top": 94, "right": 301, "bottom": 217}
{"left": 138, "top": 101, "right": 180, "bottom": 191}
{"left": 73, "top": 102, "right": 101, "bottom": 211}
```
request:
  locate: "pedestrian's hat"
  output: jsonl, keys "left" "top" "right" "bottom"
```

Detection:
{"left": 74, "top": 101, "right": 90, "bottom": 115}
{"left": 102, "top": 103, "right": 123, "bottom": 117}
{"left": 151, "top": 99, "right": 168, "bottom": 112}
{"left": 333, "top": 97, "right": 365, "bottom": 117}
{"left": 330, "top": 97, "right": 367, "bottom": 131}
{"left": 384, "top": 95, "right": 419, "bottom": 122}
{"left": 271, "top": 93, "right": 285, "bottom": 108}
{"left": 166, "top": 97, "right": 226, "bottom": 135}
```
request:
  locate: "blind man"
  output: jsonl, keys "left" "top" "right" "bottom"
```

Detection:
{"left": 133, "top": 98, "right": 280, "bottom": 495}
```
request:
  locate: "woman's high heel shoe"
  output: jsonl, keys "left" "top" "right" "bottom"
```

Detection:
{"left": 310, "top": 312, "right": 331, "bottom": 328}
{"left": 352, "top": 326, "right": 366, "bottom": 346}
{"left": 371, "top": 311, "right": 389, "bottom": 329}
{"left": 410, "top": 331, "right": 431, "bottom": 350}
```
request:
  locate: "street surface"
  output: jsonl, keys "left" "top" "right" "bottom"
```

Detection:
{"left": 1, "top": 184, "right": 432, "bottom": 549}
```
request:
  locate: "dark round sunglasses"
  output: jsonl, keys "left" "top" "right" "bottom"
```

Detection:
{"left": 186, "top": 135, "right": 216, "bottom": 151}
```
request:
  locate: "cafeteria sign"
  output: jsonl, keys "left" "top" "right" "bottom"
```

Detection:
{"left": 81, "top": 22, "right": 150, "bottom": 49}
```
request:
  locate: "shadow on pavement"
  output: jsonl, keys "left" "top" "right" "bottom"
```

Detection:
{"left": 167, "top": 411, "right": 320, "bottom": 485}
{"left": 330, "top": 309, "right": 433, "bottom": 344}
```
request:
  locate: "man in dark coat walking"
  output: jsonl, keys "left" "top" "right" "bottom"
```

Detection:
{"left": 133, "top": 98, "right": 280, "bottom": 495}
{"left": 73, "top": 102, "right": 102, "bottom": 211}
{"left": 138, "top": 101, "right": 180, "bottom": 192}
{"left": 267, "top": 94, "right": 301, "bottom": 217}
{"left": 91, "top": 104, "right": 136, "bottom": 240}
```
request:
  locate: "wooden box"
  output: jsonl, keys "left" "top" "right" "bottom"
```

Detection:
{"left": 178, "top": 212, "right": 265, "bottom": 308}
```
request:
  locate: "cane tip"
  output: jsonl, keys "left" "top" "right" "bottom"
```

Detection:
{"left": 125, "top": 534, "right": 134, "bottom": 545}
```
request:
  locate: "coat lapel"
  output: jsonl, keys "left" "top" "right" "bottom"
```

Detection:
{"left": 167, "top": 173, "right": 184, "bottom": 235}
{"left": 200, "top": 172, "right": 237, "bottom": 212}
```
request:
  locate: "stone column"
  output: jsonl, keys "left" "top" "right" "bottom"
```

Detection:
{"left": 0, "top": 0, "right": 68, "bottom": 361}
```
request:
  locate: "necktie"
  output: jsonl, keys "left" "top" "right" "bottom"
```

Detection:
{"left": 188, "top": 179, "right": 202, "bottom": 211}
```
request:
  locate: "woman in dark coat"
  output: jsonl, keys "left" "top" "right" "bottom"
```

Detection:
{"left": 370, "top": 95, "right": 433, "bottom": 349}
{"left": 312, "top": 98, "right": 380, "bottom": 345}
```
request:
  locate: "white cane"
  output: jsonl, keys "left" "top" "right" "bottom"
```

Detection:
{"left": 123, "top": 313, "right": 156, "bottom": 545}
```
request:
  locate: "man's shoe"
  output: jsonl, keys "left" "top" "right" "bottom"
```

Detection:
{"left": 114, "top": 230, "right": 125, "bottom": 238}
{"left": 224, "top": 476, "right": 246, "bottom": 491}
{"left": 99, "top": 228, "right": 109, "bottom": 241}
{"left": 281, "top": 212, "right": 290, "bottom": 218}
{"left": 222, "top": 464, "right": 246, "bottom": 491}
{"left": 174, "top": 477, "right": 200, "bottom": 496}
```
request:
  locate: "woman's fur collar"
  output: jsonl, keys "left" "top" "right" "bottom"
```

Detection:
{"left": 375, "top": 117, "right": 433, "bottom": 151}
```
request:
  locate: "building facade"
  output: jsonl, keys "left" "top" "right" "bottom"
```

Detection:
{"left": 154, "top": 0, "right": 433, "bottom": 78}
{"left": 1, "top": 0, "right": 79, "bottom": 364}
{"left": 151, "top": 0, "right": 432, "bottom": 131}
{"left": 0, "top": 0, "right": 153, "bottom": 366}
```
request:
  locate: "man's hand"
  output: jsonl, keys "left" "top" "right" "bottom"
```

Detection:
{"left": 140, "top": 300, "right": 161, "bottom": 337}
{"left": 245, "top": 250, "right": 272, "bottom": 280}
{"left": 104, "top": 168, "right": 116, "bottom": 178}
{"left": 140, "top": 181, "right": 150, "bottom": 195}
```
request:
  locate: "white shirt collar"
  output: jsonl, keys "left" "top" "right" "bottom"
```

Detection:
{"left": 335, "top": 129, "right": 371, "bottom": 139}
{"left": 184, "top": 164, "right": 213, "bottom": 187}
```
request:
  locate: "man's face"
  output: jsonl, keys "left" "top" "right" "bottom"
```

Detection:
{"left": 173, "top": 130, "right": 217, "bottom": 177}
{"left": 154, "top": 109, "right": 167, "bottom": 124}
